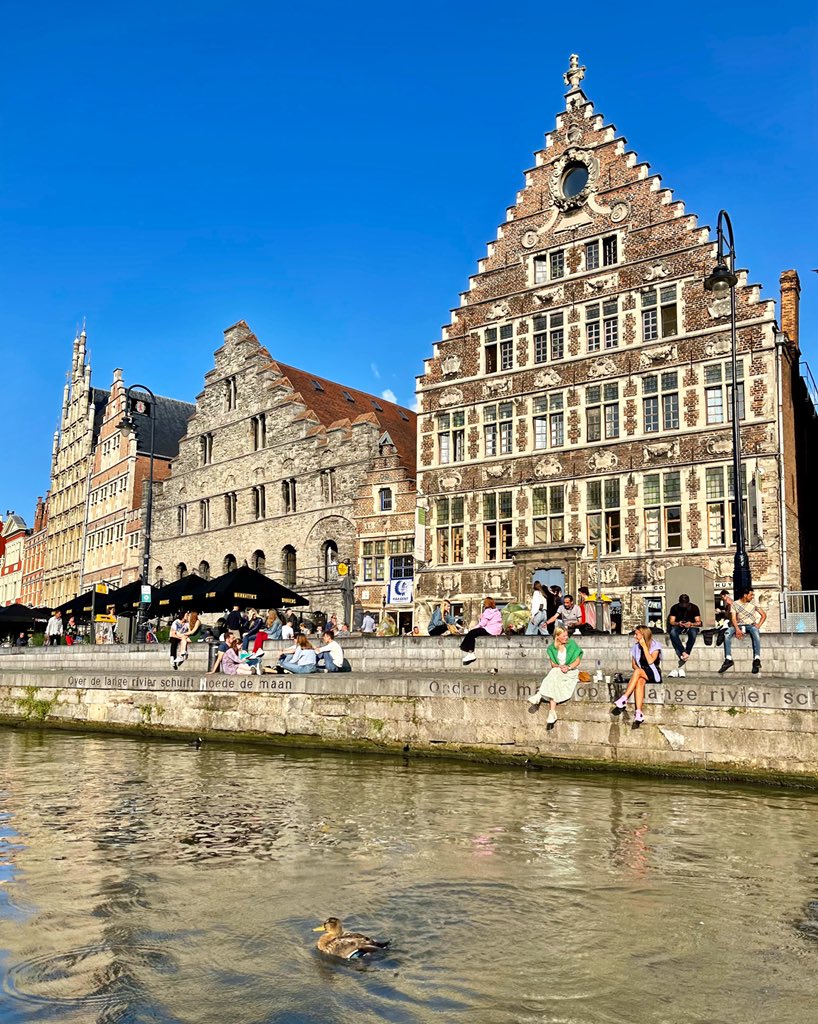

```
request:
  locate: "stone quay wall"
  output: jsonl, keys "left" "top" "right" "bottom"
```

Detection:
{"left": 1, "top": 636, "right": 818, "bottom": 786}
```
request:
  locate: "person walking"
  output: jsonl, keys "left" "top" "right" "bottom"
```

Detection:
{"left": 460, "top": 597, "right": 503, "bottom": 665}
{"left": 428, "top": 600, "right": 457, "bottom": 636}
{"left": 667, "top": 594, "right": 702, "bottom": 677}
{"left": 45, "top": 610, "right": 63, "bottom": 646}
{"left": 526, "top": 626, "right": 583, "bottom": 727}
{"left": 719, "top": 588, "right": 767, "bottom": 674}
{"left": 611, "top": 626, "right": 662, "bottom": 726}
{"left": 64, "top": 616, "right": 79, "bottom": 647}
{"left": 525, "top": 582, "right": 549, "bottom": 636}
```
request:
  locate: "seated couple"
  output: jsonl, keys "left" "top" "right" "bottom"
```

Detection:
{"left": 273, "top": 631, "right": 348, "bottom": 674}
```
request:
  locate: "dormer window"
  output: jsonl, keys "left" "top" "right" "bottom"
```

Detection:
{"left": 379, "top": 487, "right": 393, "bottom": 512}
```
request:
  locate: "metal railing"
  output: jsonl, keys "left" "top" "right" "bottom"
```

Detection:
{"left": 781, "top": 591, "right": 818, "bottom": 633}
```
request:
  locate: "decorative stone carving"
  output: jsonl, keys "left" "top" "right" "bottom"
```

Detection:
{"left": 586, "top": 357, "right": 618, "bottom": 380}
{"left": 484, "top": 570, "right": 508, "bottom": 594}
{"left": 439, "top": 472, "right": 462, "bottom": 491}
{"left": 487, "top": 300, "right": 511, "bottom": 320}
{"left": 707, "top": 297, "right": 731, "bottom": 319}
{"left": 534, "top": 456, "right": 562, "bottom": 479}
{"left": 549, "top": 148, "right": 599, "bottom": 211}
{"left": 438, "top": 388, "right": 463, "bottom": 408}
{"left": 484, "top": 463, "right": 510, "bottom": 480}
{"left": 440, "top": 573, "right": 458, "bottom": 595}
{"left": 534, "top": 287, "right": 563, "bottom": 306}
{"left": 587, "top": 275, "right": 615, "bottom": 292}
{"left": 567, "top": 124, "right": 583, "bottom": 144}
{"left": 521, "top": 230, "right": 540, "bottom": 249}
{"left": 712, "top": 558, "right": 732, "bottom": 580}
{"left": 706, "top": 435, "right": 732, "bottom": 456}
{"left": 587, "top": 450, "right": 618, "bottom": 472}
{"left": 610, "top": 202, "right": 629, "bottom": 224}
{"left": 643, "top": 264, "right": 669, "bottom": 282}
{"left": 588, "top": 563, "right": 618, "bottom": 585}
{"left": 638, "top": 343, "right": 678, "bottom": 369}
{"left": 643, "top": 439, "right": 680, "bottom": 462}
{"left": 533, "top": 368, "right": 562, "bottom": 389}
{"left": 704, "top": 336, "right": 731, "bottom": 358}
{"left": 440, "top": 354, "right": 461, "bottom": 375}
{"left": 563, "top": 53, "right": 586, "bottom": 89}
{"left": 484, "top": 378, "right": 512, "bottom": 397}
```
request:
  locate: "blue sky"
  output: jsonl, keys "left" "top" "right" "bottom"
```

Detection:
{"left": 2, "top": 0, "right": 816, "bottom": 520}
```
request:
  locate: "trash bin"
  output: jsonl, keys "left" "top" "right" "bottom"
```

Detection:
{"left": 206, "top": 637, "right": 218, "bottom": 672}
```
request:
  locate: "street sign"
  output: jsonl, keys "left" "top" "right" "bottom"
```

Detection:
{"left": 337, "top": 562, "right": 349, "bottom": 577}
{"left": 140, "top": 585, "right": 152, "bottom": 604}
{"left": 128, "top": 395, "right": 152, "bottom": 417}
{"left": 95, "top": 583, "right": 109, "bottom": 595}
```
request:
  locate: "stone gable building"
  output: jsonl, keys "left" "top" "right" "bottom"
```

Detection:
{"left": 415, "top": 55, "right": 814, "bottom": 631}
{"left": 21, "top": 494, "right": 48, "bottom": 608}
{"left": 150, "top": 321, "right": 417, "bottom": 622}
{"left": 81, "top": 370, "right": 194, "bottom": 592}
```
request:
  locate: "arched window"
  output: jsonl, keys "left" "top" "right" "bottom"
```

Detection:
{"left": 176, "top": 562, "right": 187, "bottom": 580}
{"left": 281, "top": 545, "right": 296, "bottom": 587}
{"left": 223, "top": 553, "right": 237, "bottom": 574}
{"left": 252, "top": 549, "right": 266, "bottom": 572}
{"left": 198, "top": 560, "right": 210, "bottom": 580}
{"left": 322, "top": 540, "right": 338, "bottom": 581}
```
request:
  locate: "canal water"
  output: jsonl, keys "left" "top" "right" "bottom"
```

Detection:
{"left": 1, "top": 729, "right": 817, "bottom": 1024}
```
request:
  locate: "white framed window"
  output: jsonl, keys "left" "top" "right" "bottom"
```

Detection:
{"left": 484, "top": 402, "right": 513, "bottom": 457}
{"left": 533, "top": 393, "right": 564, "bottom": 449}
{"left": 437, "top": 411, "right": 465, "bottom": 464}
{"left": 587, "top": 478, "right": 621, "bottom": 554}
{"left": 642, "top": 372, "right": 679, "bottom": 433}
{"left": 532, "top": 485, "right": 565, "bottom": 543}
{"left": 705, "top": 360, "right": 746, "bottom": 424}
{"left": 706, "top": 465, "right": 748, "bottom": 547}
{"left": 533, "top": 312, "right": 564, "bottom": 363}
{"left": 436, "top": 496, "right": 465, "bottom": 564}
{"left": 586, "top": 383, "right": 619, "bottom": 441}
{"left": 484, "top": 324, "right": 513, "bottom": 374}
{"left": 644, "top": 472, "right": 682, "bottom": 551}
{"left": 483, "top": 491, "right": 513, "bottom": 561}
{"left": 642, "top": 285, "right": 678, "bottom": 341}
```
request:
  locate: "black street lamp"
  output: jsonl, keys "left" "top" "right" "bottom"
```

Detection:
{"left": 119, "top": 384, "right": 156, "bottom": 643}
{"left": 704, "top": 210, "right": 751, "bottom": 599}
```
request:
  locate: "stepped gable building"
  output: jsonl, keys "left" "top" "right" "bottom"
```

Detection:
{"left": 150, "top": 320, "right": 417, "bottom": 621}
{"left": 0, "top": 514, "right": 30, "bottom": 606}
{"left": 81, "top": 370, "right": 195, "bottom": 592}
{"left": 42, "top": 329, "right": 109, "bottom": 607}
{"left": 21, "top": 494, "right": 48, "bottom": 608}
{"left": 415, "top": 55, "right": 813, "bottom": 631}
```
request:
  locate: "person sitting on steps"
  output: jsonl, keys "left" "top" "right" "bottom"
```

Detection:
{"left": 611, "top": 625, "right": 662, "bottom": 727}
{"left": 668, "top": 594, "right": 702, "bottom": 678}
{"left": 460, "top": 597, "right": 503, "bottom": 665}
{"left": 719, "top": 588, "right": 766, "bottom": 675}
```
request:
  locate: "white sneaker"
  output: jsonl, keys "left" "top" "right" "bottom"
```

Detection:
{"left": 546, "top": 709, "right": 557, "bottom": 725}
{"left": 669, "top": 667, "right": 686, "bottom": 678}
{"left": 462, "top": 653, "right": 477, "bottom": 665}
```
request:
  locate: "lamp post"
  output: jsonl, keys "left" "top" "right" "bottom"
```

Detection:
{"left": 119, "top": 384, "right": 156, "bottom": 643}
{"left": 704, "top": 210, "right": 752, "bottom": 599}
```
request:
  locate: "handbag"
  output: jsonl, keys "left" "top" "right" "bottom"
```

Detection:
{"left": 578, "top": 670, "right": 591, "bottom": 683}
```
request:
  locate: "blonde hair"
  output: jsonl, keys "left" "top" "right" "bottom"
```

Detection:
{"left": 553, "top": 626, "right": 569, "bottom": 642}
{"left": 636, "top": 626, "right": 654, "bottom": 646}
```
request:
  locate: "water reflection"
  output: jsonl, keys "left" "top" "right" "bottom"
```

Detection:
{"left": 0, "top": 728, "right": 817, "bottom": 1023}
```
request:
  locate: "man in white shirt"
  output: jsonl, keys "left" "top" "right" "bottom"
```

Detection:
{"left": 317, "top": 630, "right": 344, "bottom": 672}
{"left": 361, "top": 612, "right": 376, "bottom": 635}
{"left": 281, "top": 622, "right": 294, "bottom": 640}
{"left": 46, "top": 611, "right": 63, "bottom": 646}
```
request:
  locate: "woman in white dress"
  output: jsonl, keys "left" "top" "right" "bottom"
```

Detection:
{"left": 526, "top": 627, "right": 583, "bottom": 726}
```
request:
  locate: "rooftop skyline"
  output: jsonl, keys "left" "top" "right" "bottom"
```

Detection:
{"left": 3, "top": 0, "right": 816, "bottom": 519}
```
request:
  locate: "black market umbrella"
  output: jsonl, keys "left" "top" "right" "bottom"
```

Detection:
{"left": 105, "top": 580, "right": 156, "bottom": 615}
{"left": 54, "top": 591, "right": 98, "bottom": 620}
{"left": 0, "top": 605, "right": 50, "bottom": 625}
{"left": 150, "top": 574, "right": 210, "bottom": 614}
{"left": 186, "top": 566, "right": 308, "bottom": 613}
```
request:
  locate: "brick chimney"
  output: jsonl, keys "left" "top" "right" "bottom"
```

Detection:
{"left": 780, "top": 270, "right": 801, "bottom": 349}
{"left": 33, "top": 496, "right": 44, "bottom": 533}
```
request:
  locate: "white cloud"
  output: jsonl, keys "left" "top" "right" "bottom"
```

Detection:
{"left": 410, "top": 395, "right": 421, "bottom": 413}
{"left": 370, "top": 362, "right": 381, "bottom": 379}
{"left": 381, "top": 388, "right": 397, "bottom": 404}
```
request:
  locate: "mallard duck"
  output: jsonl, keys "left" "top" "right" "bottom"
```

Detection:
{"left": 313, "top": 917, "right": 390, "bottom": 959}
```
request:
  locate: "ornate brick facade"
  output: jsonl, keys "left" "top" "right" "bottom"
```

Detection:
{"left": 415, "top": 56, "right": 809, "bottom": 631}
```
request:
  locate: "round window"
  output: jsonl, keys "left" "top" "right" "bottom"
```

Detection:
{"left": 562, "top": 162, "right": 589, "bottom": 199}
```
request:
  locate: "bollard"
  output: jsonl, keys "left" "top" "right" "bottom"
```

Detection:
{"left": 206, "top": 638, "right": 218, "bottom": 672}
